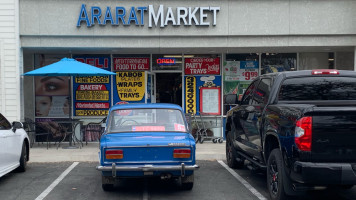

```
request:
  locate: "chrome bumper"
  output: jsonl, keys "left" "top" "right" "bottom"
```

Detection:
{"left": 96, "top": 163, "right": 200, "bottom": 177}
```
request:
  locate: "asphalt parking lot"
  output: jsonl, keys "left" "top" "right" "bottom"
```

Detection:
{"left": 0, "top": 160, "right": 355, "bottom": 200}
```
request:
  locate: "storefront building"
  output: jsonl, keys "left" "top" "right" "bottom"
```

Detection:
{"left": 1, "top": 0, "right": 356, "bottom": 139}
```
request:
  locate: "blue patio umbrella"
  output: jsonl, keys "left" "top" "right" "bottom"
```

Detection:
{"left": 23, "top": 57, "right": 116, "bottom": 148}
{"left": 23, "top": 57, "right": 116, "bottom": 76}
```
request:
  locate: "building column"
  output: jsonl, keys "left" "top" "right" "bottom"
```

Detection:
{"left": 354, "top": 47, "right": 356, "bottom": 71}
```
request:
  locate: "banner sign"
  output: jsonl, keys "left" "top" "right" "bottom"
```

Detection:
{"left": 185, "top": 57, "right": 220, "bottom": 75}
{"left": 73, "top": 56, "right": 112, "bottom": 116}
{"left": 113, "top": 58, "right": 150, "bottom": 71}
{"left": 185, "top": 76, "right": 196, "bottom": 114}
{"left": 77, "top": 5, "right": 220, "bottom": 28}
{"left": 224, "top": 61, "right": 259, "bottom": 81}
{"left": 116, "top": 72, "right": 145, "bottom": 101}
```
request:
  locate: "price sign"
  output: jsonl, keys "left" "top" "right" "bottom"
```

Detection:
{"left": 241, "top": 71, "right": 259, "bottom": 81}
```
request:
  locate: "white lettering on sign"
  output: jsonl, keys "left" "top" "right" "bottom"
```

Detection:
{"left": 79, "top": 85, "right": 103, "bottom": 90}
{"left": 77, "top": 4, "right": 220, "bottom": 28}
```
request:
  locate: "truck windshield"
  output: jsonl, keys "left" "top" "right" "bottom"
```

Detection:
{"left": 107, "top": 108, "right": 187, "bottom": 133}
{"left": 279, "top": 77, "right": 356, "bottom": 101}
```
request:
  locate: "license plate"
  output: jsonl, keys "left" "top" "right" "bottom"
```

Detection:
{"left": 144, "top": 172, "right": 153, "bottom": 176}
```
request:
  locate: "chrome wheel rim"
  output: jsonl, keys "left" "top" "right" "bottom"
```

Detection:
{"left": 269, "top": 159, "right": 279, "bottom": 195}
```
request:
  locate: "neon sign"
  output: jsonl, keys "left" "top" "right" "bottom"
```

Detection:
{"left": 157, "top": 58, "right": 176, "bottom": 65}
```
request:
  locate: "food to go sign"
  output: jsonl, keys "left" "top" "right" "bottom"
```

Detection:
{"left": 113, "top": 58, "right": 149, "bottom": 71}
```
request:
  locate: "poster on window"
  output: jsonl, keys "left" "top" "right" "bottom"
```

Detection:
{"left": 224, "top": 61, "right": 258, "bottom": 81}
{"left": 73, "top": 56, "right": 112, "bottom": 116}
{"left": 113, "top": 58, "right": 150, "bottom": 71}
{"left": 183, "top": 75, "right": 221, "bottom": 115}
{"left": 113, "top": 71, "right": 146, "bottom": 103}
{"left": 185, "top": 57, "right": 220, "bottom": 75}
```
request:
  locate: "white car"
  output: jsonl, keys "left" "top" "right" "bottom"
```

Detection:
{"left": 0, "top": 113, "right": 30, "bottom": 177}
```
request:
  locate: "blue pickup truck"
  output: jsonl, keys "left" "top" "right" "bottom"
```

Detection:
{"left": 225, "top": 69, "right": 356, "bottom": 200}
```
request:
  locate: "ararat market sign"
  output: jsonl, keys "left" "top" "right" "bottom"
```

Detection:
{"left": 77, "top": 4, "right": 220, "bottom": 27}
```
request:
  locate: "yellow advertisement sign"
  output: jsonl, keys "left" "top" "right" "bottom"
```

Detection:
{"left": 75, "top": 76, "right": 110, "bottom": 83}
{"left": 185, "top": 76, "right": 196, "bottom": 114}
{"left": 116, "top": 72, "right": 145, "bottom": 101}
{"left": 76, "top": 110, "right": 109, "bottom": 116}
{"left": 76, "top": 91, "right": 109, "bottom": 101}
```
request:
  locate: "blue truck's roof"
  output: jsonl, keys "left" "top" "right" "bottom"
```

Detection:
{"left": 109, "top": 103, "right": 184, "bottom": 112}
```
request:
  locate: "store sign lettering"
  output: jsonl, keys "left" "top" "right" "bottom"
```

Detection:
{"left": 76, "top": 58, "right": 109, "bottom": 69}
{"left": 185, "top": 57, "right": 220, "bottom": 75}
{"left": 116, "top": 72, "right": 145, "bottom": 101}
{"left": 114, "top": 58, "right": 149, "bottom": 71}
{"left": 77, "top": 4, "right": 220, "bottom": 27}
{"left": 75, "top": 102, "right": 110, "bottom": 109}
{"left": 157, "top": 58, "right": 175, "bottom": 65}
{"left": 185, "top": 76, "right": 196, "bottom": 114}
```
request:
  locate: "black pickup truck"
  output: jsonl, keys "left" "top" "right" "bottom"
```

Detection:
{"left": 225, "top": 69, "right": 356, "bottom": 200}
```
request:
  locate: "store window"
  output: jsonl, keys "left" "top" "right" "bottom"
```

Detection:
{"left": 34, "top": 54, "right": 70, "bottom": 118}
{"left": 223, "top": 54, "right": 259, "bottom": 114}
{"left": 152, "top": 54, "right": 182, "bottom": 71}
{"left": 72, "top": 54, "right": 112, "bottom": 117}
{"left": 335, "top": 52, "right": 354, "bottom": 70}
{"left": 261, "top": 53, "right": 296, "bottom": 74}
{"left": 299, "top": 52, "right": 331, "bottom": 70}
{"left": 112, "top": 54, "right": 150, "bottom": 71}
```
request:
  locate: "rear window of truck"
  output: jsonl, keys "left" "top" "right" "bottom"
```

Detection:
{"left": 278, "top": 77, "right": 356, "bottom": 101}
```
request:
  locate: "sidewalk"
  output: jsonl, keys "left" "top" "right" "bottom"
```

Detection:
{"left": 29, "top": 141, "right": 226, "bottom": 163}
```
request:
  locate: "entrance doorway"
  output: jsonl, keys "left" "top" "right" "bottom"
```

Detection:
{"left": 156, "top": 73, "right": 182, "bottom": 106}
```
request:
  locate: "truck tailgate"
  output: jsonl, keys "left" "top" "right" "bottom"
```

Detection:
{"left": 311, "top": 107, "right": 356, "bottom": 162}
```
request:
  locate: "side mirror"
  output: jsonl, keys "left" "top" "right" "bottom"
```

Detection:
{"left": 225, "top": 94, "right": 240, "bottom": 105}
{"left": 12, "top": 121, "right": 23, "bottom": 132}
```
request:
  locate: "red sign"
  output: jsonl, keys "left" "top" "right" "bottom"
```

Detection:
{"left": 113, "top": 58, "right": 149, "bottom": 71}
{"left": 185, "top": 57, "right": 220, "bottom": 75}
{"left": 77, "top": 84, "right": 107, "bottom": 91}
{"left": 75, "top": 102, "right": 110, "bottom": 109}
{"left": 75, "top": 58, "right": 109, "bottom": 69}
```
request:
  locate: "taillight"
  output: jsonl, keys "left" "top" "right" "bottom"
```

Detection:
{"left": 311, "top": 69, "right": 339, "bottom": 75}
{"left": 295, "top": 117, "right": 312, "bottom": 151}
{"left": 106, "top": 149, "right": 123, "bottom": 159}
{"left": 173, "top": 149, "right": 191, "bottom": 158}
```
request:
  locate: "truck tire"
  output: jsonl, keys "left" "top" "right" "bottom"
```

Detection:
{"left": 226, "top": 132, "right": 244, "bottom": 169}
{"left": 267, "top": 149, "right": 289, "bottom": 200}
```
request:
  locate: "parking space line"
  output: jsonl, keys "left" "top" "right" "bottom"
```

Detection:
{"left": 35, "top": 162, "right": 79, "bottom": 200}
{"left": 218, "top": 160, "right": 267, "bottom": 200}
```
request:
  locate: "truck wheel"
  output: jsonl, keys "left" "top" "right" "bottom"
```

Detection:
{"left": 267, "top": 149, "right": 289, "bottom": 200}
{"left": 181, "top": 174, "right": 194, "bottom": 190}
{"left": 226, "top": 132, "right": 244, "bottom": 169}
{"left": 102, "top": 184, "right": 114, "bottom": 191}
{"left": 16, "top": 143, "right": 27, "bottom": 172}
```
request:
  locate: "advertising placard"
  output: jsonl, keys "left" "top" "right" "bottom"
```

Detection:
{"left": 224, "top": 61, "right": 259, "bottom": 81}
{"left": 185, "top": 76, "right": 196, "bottom": 114}
{"left": 73, "top": 56, "right": 112, "bottom": 116}
{"left": 113, "top": 58, "right": 150, "bottom": 71}
{"left": 185, "top": 57, "right": 220, "bottom": 75}
{"left": 115, "top": 71, "right": 146, "bottom": 102}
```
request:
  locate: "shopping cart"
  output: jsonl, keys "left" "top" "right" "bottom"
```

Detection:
{"left": 196, "top": 112, "right": 224, "bottom": 144}
{"left": 187, "top": 113, "right": 202, "bottom": 143}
